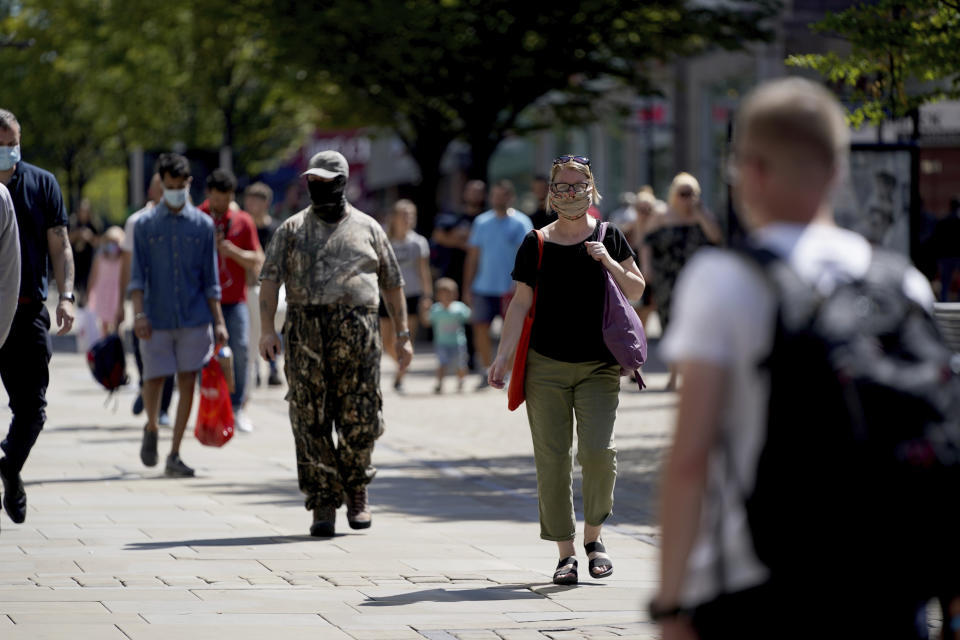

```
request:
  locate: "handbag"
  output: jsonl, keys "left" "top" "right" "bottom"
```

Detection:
{"left": 195, "top": 352, "right": 235, "bottom": 447}
{"left": 507, "top": 230, "right": 544, "bottom": 411}
{"left": 598, "top": 222, "right": 648, "bottom": 389}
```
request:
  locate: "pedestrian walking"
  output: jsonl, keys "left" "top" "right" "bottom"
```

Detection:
{"left": 129, "top": 153, "right": 229, "bottom": 478}
{"left": 380, "top": 199, "right": 431, "bottom": 393}
{"left": 427, "top": 278, "right": 470, "bottom": 393}
{"left": 0, "top": 183, "right": 19, "bottom": 349}
{"left": 528, "top": 175, "right": 553, "bottom": 230}
{"left": 641, "top": 172, "right": 721, "bottom": 390}
{"left": 632, "top": 189, "right": 663, "bottom": 328}
{"left": 244, "top": 181, "right": 282, "bottom": 387}
{"left": 0, "top": 108, "right": 75, "bottom": 530}
{"left": 117, "top": 174, "right": 174, "bottom": 424}
{"left": 258, "top": 150, "right": 412, "bottom": 537}
{"left": 651, "top": 78, "right": 944, "bottom": 640}
{"left": 68, "top": 198, "right": 102, "bottom": 306}
{"left": 86, "top": 225, "right": 125, "bottom": 335}
{"left": 488, "top": 155, "right": 645, "bottom": 585}
{"left": 431, "top": 179, "right": 486, "bottom": 287}
{"left": 464, "top": 180, "right": 532, "bottom": 389}
{"left": 199, "top": 169, "right": 264, "bottom": 433}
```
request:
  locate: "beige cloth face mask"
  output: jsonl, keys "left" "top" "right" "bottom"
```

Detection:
{"left": 549, "top": 188, "right": 592, "bottom": 220}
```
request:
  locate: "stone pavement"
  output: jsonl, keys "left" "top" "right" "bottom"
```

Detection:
{"left": 0, "top": 346, "right": 674, "bottom": 639}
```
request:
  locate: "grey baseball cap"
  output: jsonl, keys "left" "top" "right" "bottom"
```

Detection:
{"left": 302, "top": 150, "right": 349, "bottom": 180}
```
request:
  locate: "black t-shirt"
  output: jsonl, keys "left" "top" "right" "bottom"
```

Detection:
{"left": 511, "top": 223, "right": 637, "bottom": 364}
{"left": 257, "top": 219, "right": 280, "bottom": 254}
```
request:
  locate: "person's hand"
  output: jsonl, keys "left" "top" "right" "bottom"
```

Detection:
{"left": 462, "top": 290, "right": 473, "bottom": 308}
{"left": 488, "top": 354, "right": 510, "bottom": 389}
{"left": 214, "top": 322, "right": 229, "bottom": 346}
{"left": 585, "top": 241, "right": 613, "bottom": 266}
{"left": 260, "top": 332, "right": 281, "bottom": 361}
{"left": 660, "top": 617, "right": 698, "bottom": 640}
{"left": 396, "top": 337, "right": 413, "bottom": 372}
{"left": 218, "top": 238, "right": 239, "bottom": 259}
{"left": 134, "top": 314, "right": 152, "bottom": 340}
{"left": 55, "top": 300, "right": 75, "bottom": 336}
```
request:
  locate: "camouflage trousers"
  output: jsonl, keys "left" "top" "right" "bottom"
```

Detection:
{"left": 283, "top": 305, "right": 384, "bottom": 511}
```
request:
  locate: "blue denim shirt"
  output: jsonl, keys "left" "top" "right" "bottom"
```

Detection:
{"left": 128, "top": 202, "right": 220, "bottom": 330}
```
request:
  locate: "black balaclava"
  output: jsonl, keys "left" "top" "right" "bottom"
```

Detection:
{"left": 309, "top": 175, "right": 347, "bottom": 222}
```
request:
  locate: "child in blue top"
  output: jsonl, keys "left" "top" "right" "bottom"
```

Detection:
{"left": 427, "top": 278, "right": 471, "bottom": 393}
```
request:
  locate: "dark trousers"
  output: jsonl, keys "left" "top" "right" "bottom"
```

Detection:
{"left": 131, "top": 333, "right": 173, "bottom": 413}
{"left": 0, "top": 303, "right": 52, "bottom": 474}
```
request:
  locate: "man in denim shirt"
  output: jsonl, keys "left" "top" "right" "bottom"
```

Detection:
{"left": 129, "top": 153, "right": 229, "bottom": 477}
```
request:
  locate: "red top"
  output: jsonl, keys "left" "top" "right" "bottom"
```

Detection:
{"left": 198, "top": 199, "right": 261, "bottom": 304}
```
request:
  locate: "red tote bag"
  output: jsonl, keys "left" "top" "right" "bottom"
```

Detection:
{"left": 195, "top": 355, "right": 235, "bottom": 447}
{"left": 507, "top": 230, "right": 543, "bottom": 411}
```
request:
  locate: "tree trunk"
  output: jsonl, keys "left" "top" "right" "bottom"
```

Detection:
{"left": 407, "top": 130, "right": 454, "bottom": 237}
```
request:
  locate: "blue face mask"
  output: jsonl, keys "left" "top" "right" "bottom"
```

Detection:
{"left": 0, "top": 145, "right": 21, "bottom": 171}
{"left": 163, "top": 187, "right": 188, "bottom": 209}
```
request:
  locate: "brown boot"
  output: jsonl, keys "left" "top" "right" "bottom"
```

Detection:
{"left": 345, "top": 486, "right": 372, "bottom": 530}
{"left": 310, "top": 505, "right": 336, "bottom": 537}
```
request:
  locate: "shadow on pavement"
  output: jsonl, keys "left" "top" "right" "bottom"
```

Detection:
{"left": 358, "top": 584, "right": 547, "bottom": 606}
{"left": 181, "top": 444, "right": 663, "bottom": 528}
{"left": 125, "top": 535, "right": 316, "bottom": 550}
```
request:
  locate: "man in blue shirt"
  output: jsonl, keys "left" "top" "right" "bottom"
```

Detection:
{"left": 463, "top": 179, "right": 532, "bottom": 389}
{"left": 129, "top": 153, "right": 228, "bottom": 478}
{"left": 0, "top": 108, "right": 75, "bottom": 531}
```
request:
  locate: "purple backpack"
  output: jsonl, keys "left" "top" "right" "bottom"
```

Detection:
{"left": 599, "top": 222, "right": 647, "bottom": 389}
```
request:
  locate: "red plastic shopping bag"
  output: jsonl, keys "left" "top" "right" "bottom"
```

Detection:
{"left": 194, "top": 356, "right": 235, "bottom": 447}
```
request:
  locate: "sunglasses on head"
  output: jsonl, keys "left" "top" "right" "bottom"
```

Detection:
{"left": 553, "top": 155, "right": 591, "bottom": 166}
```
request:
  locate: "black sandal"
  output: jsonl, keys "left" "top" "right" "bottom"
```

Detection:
{"left": 552, "top": 556, "right": 578, "bottom": 585}
{"left": 584, "top": 540, "right": 613, "bottom": 579}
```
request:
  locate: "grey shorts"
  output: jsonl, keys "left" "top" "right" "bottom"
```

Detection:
{"left": 140, "top": 325, "right": 214, "bottom": 380}
{"left": 435, "top": 343, "right": 468, "bottom": 369}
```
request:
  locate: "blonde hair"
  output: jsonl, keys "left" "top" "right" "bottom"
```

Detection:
{"left": 103, "top": 225, "right": 124, "bottom": 245}
{"left": 734, "top": 77, "right": 849, "bottom": 175}
{"left": 667, "top": 172, "right": 701, "bottom": 210}
{"left": 549, "top": 157, "right": 602, "bottom": 205}
{"left": 435, "top": 277, "right": 459, "bottom": 296}
{"left": 387, "top": 199, "right": 417, "bottom": 238}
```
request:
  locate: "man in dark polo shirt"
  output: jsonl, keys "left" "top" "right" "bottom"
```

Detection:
{"left": 0, "top": 108, "right": 75, "bottom": 531}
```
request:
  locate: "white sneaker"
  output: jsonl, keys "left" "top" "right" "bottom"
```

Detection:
{"left": 235, "top": 409, "right": 254, "bottom": 433}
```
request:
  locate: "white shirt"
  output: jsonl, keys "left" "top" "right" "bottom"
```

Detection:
{"left": 660, "top": 222, "right": 934, "bottom": 607}
{"left": 0, "top": 183, "right": 20, "bottom": 347}
{"left": 120, "top": 202, "right": 155, "bottom": 254}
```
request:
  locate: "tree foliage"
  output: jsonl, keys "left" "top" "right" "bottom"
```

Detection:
{"left": 260, "top": 0, "right": 778, "bottom": 222}
{"left": 787, "top": 0, "right": 960, "bottom": 127}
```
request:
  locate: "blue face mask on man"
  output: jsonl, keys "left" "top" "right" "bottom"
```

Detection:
{"left": 163, "top": 187, "right": 188, "bottom": 209}
{"left": 0, "top": 145, "right": 21, "bottom": 171}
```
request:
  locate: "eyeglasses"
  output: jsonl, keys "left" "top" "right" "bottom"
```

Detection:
{"left": 553, "top": 155, "right": 591, "bottom": 166}
{"left": 550, "top": 182, "right": 590, "bottom": 194}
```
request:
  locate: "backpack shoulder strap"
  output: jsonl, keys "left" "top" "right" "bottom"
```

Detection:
{"left": 598, "top": 221, "right": 607, "bottom": 242}
{"left": 733, "top": 241, "right": 820, "bottom": 331}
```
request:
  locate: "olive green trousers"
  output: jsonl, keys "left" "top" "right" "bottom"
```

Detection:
{"left": 524, "top": 349, "right": 620, "bottom": 541}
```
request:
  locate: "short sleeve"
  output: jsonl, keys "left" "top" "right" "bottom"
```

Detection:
{"left": 467, "top": 218, "right": 482, "bottom": 248}
{"left": 373, "top": 223, "right": 404, "bottom": 290}
{"left": 259, "top": 224, "right": 288, "bottom": 283}
{"left": 416, "top": 233, "right": 430, "bottom": 258}
{"left": 510, "top": 231, "right": 541, "bottom": 289}
{"left": 121, "top": 214, "right": 137, "bottom": 253}
{"left": 660, "top": 250, "right": 768, "bottom": 365}
{"left": 44, "top": 175, "right": 68, "bottom": 229}
{"left": 603, "top": 224, "right": 637, "bottom": 265}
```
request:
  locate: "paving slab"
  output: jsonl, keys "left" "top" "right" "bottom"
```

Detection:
{"left": 0, "top": 352, "right": 667, "bottom": 637}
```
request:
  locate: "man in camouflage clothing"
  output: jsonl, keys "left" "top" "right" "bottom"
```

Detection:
{"left": 259, "top": 150, "right": 413, "bottom": 537}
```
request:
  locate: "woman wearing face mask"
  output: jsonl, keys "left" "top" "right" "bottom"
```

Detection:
{"left": 488, "top": 155, "right": 645, "bottom": 586}
{"left": 641, "top": 172, "right": 722, "bottom": 390}
{"left": 87, "top": 225, "right": 126, "bottom": 336}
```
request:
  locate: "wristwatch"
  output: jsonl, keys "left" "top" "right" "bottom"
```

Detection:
{"left": 396, "top": 330, "right": 411, "bottom": 340}
{"left": 59, "top": 291, "right": 76, "bottom": 303}
{"left": 648, "top": 598, "right": 688, "bottom": 622}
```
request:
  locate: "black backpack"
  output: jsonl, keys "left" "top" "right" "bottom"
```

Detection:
{"left": 86, "top": 333, "right": 129, "bottom": 392}
{"left": 737, "top": 246, "right": 960, "bottom": 600}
